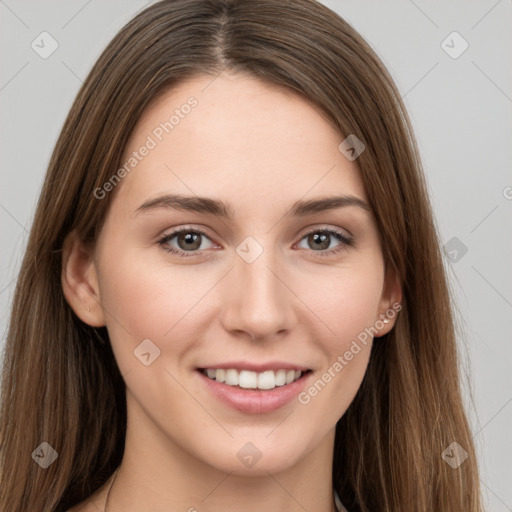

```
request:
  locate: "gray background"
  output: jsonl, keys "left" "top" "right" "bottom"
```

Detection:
{"left": 1, "top": 0, "right": 511, "bottom": 509}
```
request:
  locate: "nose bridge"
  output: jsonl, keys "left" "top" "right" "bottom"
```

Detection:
{"left": 223, "top": 236, "right": 293, "bottom": 339}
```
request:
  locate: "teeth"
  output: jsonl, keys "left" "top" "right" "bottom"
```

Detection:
{"left": 275, "top": 369, "right": 286, "bottom": 386}
{"left": 257, "top": 370, "right": 275, "bottom": 390}
{"left": 239, "top": 370, "right": 257, "bottom": 389}
{"left": 202, "top": 368, "right": 306, "bottom": 390}
{"left": 225, "top": 369, "right": 239, "bottom": 386}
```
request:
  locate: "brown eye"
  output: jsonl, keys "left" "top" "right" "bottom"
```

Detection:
{"left": 297, "top": 228, "right": 354, "bottom": 256}
{"left": 158, "top": 227, "right": 215, "bottom": 257}
{"left": 306, "top": 232, "right": 331, "bottom": 250}
{"left": 175, "top": 232, "right": 202, "bottom": 251}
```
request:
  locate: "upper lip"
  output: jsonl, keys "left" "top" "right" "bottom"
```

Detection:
{"left": 197, "top": 361, "right": 311, "bottom": 372}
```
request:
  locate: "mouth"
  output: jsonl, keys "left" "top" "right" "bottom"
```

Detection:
{"left": 197, "top": 367, "right": 312, "bottom": 390}
{"left": 196, "top": 367, "right": 314, "bottom": 414}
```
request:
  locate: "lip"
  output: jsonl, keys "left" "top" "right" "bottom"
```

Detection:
{"left": 197, "top": 360, "right": 311, "bottom": 372}
{"left": 197, "top": 368, "right": 313, "bottom": 414}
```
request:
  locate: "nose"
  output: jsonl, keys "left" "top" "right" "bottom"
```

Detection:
{"left": 220, "top": 245, "right": 296, "bottom": 342}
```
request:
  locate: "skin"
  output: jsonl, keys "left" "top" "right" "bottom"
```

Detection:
{"left": 63, "top": 71, "right": 401, "bottom": 512}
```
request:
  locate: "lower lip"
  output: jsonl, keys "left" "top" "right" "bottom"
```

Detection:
{"left": 197, "top": 370, "right": 312, "bottom": 414}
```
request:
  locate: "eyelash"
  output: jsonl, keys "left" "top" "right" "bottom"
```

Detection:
{"left": 157, "top": 226, "right": 354, "bottom": 258}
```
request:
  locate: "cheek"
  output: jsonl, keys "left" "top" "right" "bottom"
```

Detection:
{"left": 95, "top": 243, "right": 225, "bottom": 372}
{"left": 302, "top": 259, "right": 384, "bottom": 347}
{"left": 295, "top": 260, "right": 383, "bottom": 410}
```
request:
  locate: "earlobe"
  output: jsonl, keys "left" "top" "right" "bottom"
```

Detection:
{"left": 375, "top": 265, "right": 402, "bottom": 337}
{"left": 61, "top": 231, "right": 106, "bottom": 327}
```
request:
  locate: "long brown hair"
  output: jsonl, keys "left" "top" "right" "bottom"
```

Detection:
{"left": 0, "top": 1, "right": 484, "bottom": 510}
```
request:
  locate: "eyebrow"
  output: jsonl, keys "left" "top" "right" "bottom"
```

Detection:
{"left": 134, "top": 193, "right": 372, "bottom": 218}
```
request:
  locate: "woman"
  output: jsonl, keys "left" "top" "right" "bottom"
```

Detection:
{"left": 0, "top": 0, "right": 484, "bottom": 511}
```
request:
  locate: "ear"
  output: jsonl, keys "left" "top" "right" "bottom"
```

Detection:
{"left": 61, "top": 231, "right": 106, "bottom": 327}
{"left": 374, "top": 264, "right": 402, "bottom": 338}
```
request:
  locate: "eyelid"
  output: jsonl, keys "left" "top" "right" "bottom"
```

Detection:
{"left": 298, "top": 223, "right": 353, "bottom": 240}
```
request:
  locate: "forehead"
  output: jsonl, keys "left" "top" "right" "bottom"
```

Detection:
{"left": 112, "top": 72, "right": 367, "bottom": 213}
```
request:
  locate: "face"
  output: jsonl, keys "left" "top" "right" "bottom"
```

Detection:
{"left": 69, "top": 71, "right": 400, "bottom": 476}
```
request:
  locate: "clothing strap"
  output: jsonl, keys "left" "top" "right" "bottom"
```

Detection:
{"left": 334, "top": 489, "right": 348, "bottom": 512}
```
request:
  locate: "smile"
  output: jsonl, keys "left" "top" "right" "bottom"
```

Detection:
{"left": 197, "top": 366, "right": 313, "bottom": 414}
{"left": 200, "top": 368, "right": 308, "bottom": 390}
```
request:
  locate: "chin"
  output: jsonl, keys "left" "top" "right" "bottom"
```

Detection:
{"left": 196, "top": 435, "right": 310, "bottom": 476}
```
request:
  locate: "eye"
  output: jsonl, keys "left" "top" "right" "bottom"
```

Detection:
{"left": 296, "top": 227, "right": 354, "bottom": 256}
{"left": 157, "top": 226, "right": 354, "bottom": 258}
{"left": 157, "top": 226, "right": 216, "bottom": 257}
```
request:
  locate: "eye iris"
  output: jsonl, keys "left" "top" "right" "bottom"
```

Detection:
{"left": 309, "top": 232, "right": 330, "bottom": 250}
{"left": 178, "top": 232, "right": 201, "bottom": 251}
